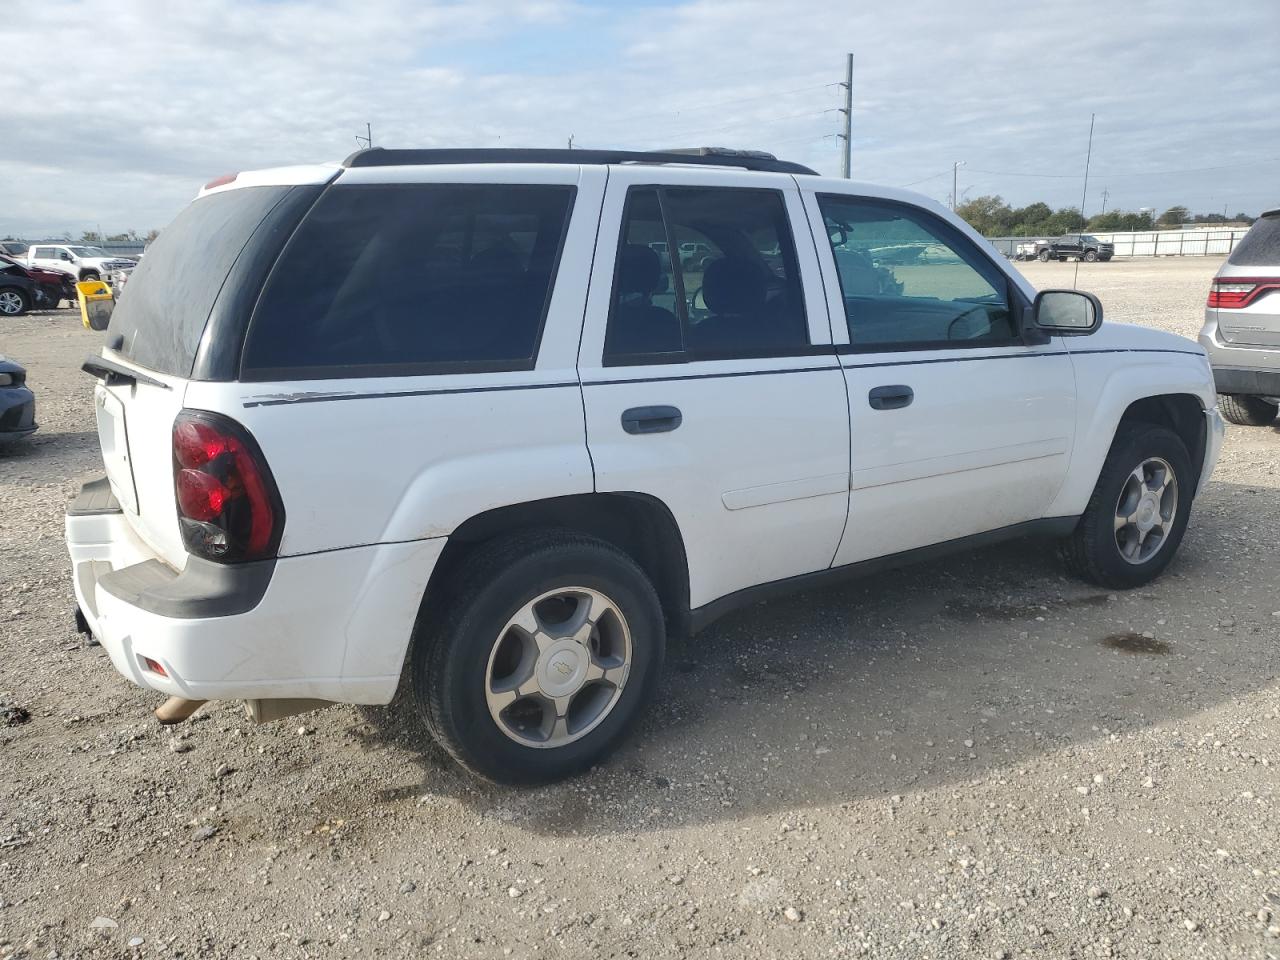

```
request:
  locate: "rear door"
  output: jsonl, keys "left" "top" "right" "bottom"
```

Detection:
{"left": 579, "top": 167, "right": 850, "bottom": 610}
{"left": 804, "top": 189, "right": 1077, "bottom": 565}
{"left": 1059, "top": 235, "right": 1083, "bottom": 257}
{"left": 27, "top": 246, "right": 57, "bottom": 270}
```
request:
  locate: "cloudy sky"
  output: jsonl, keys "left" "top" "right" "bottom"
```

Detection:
{"left": 3, "top": 0, "right": 1278, "bottom": 238}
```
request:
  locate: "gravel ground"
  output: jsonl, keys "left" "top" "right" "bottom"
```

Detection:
{"left": 1, "top": 256, "right": 1278, "bottom": 960}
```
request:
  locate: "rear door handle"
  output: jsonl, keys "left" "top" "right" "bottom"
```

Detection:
{"left": 868, "top": 385, "right": 913, "bottom": 410}
{"left": 621, "top": 405, "right": 682, "bottom": 434}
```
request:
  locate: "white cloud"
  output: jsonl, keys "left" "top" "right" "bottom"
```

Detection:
{"left": 2, "top": 0, "right": 1277, "bottom": 237}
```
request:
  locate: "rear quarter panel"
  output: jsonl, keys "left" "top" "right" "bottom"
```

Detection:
{"left": 181, "top": 166, "right": 608, "bottom": 556}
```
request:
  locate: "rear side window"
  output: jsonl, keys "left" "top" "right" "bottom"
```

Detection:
{"left": 604, "top": 186, "right": 808, "bottom": 363}
{"left": 1229, "top": 215, "right": 1280, "bottom": 266}
{"left": 242, "top": 183, "right": 576, "bottom": 379}
{"left": 108, "top": 186, "right": 292, "bottom": 376}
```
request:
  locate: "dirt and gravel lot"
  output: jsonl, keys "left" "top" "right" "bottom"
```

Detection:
{"left": 1, "top": 257, "right": 1277, "bottom": 960}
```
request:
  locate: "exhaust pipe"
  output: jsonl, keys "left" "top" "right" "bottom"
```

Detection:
{"left": 154, "top": 696, "right": 207, "bottom": 725}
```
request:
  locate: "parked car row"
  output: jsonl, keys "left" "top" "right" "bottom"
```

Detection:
{"left": 0, "top": 244, "right": 138, "bottom": 316}
{"left": 0, "top": 254, "right": 76, "bottom": 314}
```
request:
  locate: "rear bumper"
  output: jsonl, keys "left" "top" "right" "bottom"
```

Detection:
{"left": 1210, "top": 366, "right": 1280, "bottom": 398}
{"left": 66, "top": 477, "right": 444, "bottom": 705}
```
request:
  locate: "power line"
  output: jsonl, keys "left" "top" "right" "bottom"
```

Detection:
{"left": 895, "top": 169, "right": 952, "bottom": 188}
{"left": 589, "top": 82, "right": 839, "bottom": 133}
{"left": 964, "top": 155, "right": 1280, "bottom": 180}
{"left": 628, "top": 109, "right": 837, "bottom": 149}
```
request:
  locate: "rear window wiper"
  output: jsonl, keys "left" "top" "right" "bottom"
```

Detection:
{"left": 82, "top": 355, "right": 171, "bottom": 389}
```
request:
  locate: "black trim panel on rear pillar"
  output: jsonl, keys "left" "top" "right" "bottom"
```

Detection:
{"left": 98, "top": 556, "right": 275, "bottom": 619}
{"left": 688, "top": 516, "right": 1080, "bottom": 634}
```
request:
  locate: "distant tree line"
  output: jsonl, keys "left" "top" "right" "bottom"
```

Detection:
{"left": 77, "top": 229, "right": 160, "bottom": 244}
{"left": 954, "top": 196, "right": 1256, "bottom": 237}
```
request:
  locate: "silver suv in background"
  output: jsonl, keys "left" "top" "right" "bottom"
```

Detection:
{"left": 1200, "top": 209, "right": 1280, "bottom": 426}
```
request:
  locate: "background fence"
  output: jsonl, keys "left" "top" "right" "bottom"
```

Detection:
{"left": 989, "top": 227, "right": 1249, "bottom": 259}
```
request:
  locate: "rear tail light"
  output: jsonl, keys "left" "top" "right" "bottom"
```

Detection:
{"left": 172, "top": 410, "right": 284, "bottom": 563}
{"left": 1207, "top": 278, "right": 1280, "bottom": 309}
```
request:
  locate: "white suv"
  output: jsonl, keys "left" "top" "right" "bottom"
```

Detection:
{"left": 66, "top": 148, "right": 1224, "bottom": 784}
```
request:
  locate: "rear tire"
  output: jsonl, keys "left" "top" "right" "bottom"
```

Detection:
{"left": 1218, "top": 394, "right": 1278, "bottom": 426}
{"left": 1037, "top": 249, "right": 1051, "bottom": 262}
{"left": 411, "top": 531, "right": 665, "bottom": 784}
{"left": 1062, "top": 424, "right": 1194, "bottom": 589}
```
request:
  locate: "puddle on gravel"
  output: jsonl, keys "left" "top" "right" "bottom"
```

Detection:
{"left": 1098, "top": 632, "right": 1170, "bottom": 655}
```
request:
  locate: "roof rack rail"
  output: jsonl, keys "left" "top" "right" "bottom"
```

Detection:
{"left": 342, "top": 147, "right": 818, "bottom": 176}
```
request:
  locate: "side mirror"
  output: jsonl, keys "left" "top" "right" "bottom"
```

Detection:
{"left": 1031, "top": 289, "right": 1102, "bottom": 336}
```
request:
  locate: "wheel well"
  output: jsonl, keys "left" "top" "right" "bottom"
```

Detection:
{"left": 427, "top": 493, "right": 692, "bottom": 636}
{"left": 1118, "top": 394, "right": 1207, "bottom": 491}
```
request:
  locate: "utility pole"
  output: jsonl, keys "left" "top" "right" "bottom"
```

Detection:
{"left": 355, "top": 122, "right": 373, "bottom": 149}
{"left": 838, "top": 53, "right": 852, "bottom": 178}
{"left": 567, "top": 134, "right": 574, "bottom": 150}
{"left": 951, "top": 160, "right": 965, "bottom": 210}
{"left": 1100, "top": 186, "right": 1110, "bottom": 215}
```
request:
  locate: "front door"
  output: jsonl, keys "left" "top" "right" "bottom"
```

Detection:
{"left": 579, "top": 167, "right": 850, "bottom": 610}
{"left": 803, "top": 191, "right": 1077, "bottom": 566}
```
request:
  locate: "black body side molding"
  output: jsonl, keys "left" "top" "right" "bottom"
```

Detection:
{"left": 687, "top": 516, "right": 1080, "bottom": 634}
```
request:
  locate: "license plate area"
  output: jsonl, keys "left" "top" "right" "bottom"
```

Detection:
{"left": 95, "top": 386, "right": 139, "bottom": 515}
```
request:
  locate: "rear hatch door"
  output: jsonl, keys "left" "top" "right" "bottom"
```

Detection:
{"left": 91, "top": 359, "right": 190, "bottom": 566}
{"left": 88, "top": 181, "right": 307, "bottom": 570}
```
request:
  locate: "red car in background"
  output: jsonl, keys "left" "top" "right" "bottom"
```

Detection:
{"left": 0, "top": 254, "right": 75, "bottom": 309}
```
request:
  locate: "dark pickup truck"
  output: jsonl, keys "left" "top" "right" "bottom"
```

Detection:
{"left": 1033, "top": 234, "right": 1114, "bottom": 262}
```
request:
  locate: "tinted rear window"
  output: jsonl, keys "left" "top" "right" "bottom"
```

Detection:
{"left": 1229, "top": 215, "right": 1280, "bottom": 267}
{"left": 108, "top": 186, "right": 291, "bottom": 376}
{"left": 241, "top": 183, "right": 575, "bottom": 379}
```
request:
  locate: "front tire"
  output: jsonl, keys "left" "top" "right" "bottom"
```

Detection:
{"left": 0, "top": 287, "right": 29, "bottom": 316}
{"left": 412, "top": 531, "right": 665, "bottom": 784}
{"left": 1218, "top": 394, "right": 1278, "bottom": 426}
{"left": 1062, "top": 424, "right": 1195, "bottom": 589}
{"left": 1084, "top": 249, "right": 1099, "bottom": 262}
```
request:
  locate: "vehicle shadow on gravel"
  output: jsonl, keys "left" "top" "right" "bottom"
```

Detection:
{"left": 358, "top": 480, "right": 1278, "bottom": 837}
{"left": 0, "top": 430, "right": 97, "bottom": 463}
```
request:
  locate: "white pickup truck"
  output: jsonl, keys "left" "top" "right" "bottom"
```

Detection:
{"left": 25, "top": 243, "right": 136, "bottom": 282}
{"left": 66, "top": 147, "right": 1224, "bottom": 784}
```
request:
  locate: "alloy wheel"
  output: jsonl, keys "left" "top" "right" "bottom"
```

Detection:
{"left": 1113, "top": 456, "right": 1178, "bottom": 564}
{"left": 484, "top": 587, "right": 632, "bottom": 748}
{"left": 0, "top": 290, "right": 25, "bottom": 315}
